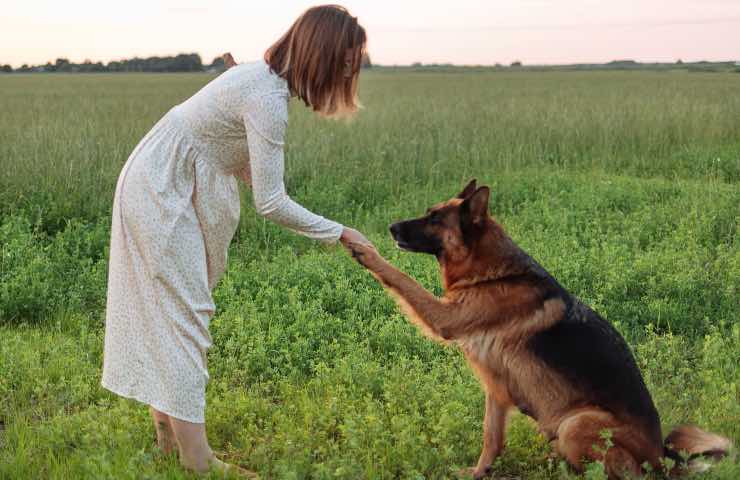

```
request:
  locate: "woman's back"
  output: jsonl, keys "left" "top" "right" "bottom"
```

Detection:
{"left": 170, "top": 60, "right": 290, "bottom": 174}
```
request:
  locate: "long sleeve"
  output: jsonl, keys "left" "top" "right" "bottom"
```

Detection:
{"left": 243, "top": 93, "right": 344, "bottom": 244}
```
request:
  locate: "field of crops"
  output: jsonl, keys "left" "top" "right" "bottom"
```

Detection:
{"left": 1, "top": 70, "right": 738, "bottom": 479}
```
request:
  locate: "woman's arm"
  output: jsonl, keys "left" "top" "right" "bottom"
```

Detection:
{"left": 243, "top": 94, "right": 345, "bottom": 244}
{"left": 222, "top": 54, "right": 253, "bottom": 186}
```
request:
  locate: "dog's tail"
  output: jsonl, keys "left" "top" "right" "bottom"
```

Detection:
{"left": 663, "top": 425, "right": 733, "bottom": 475}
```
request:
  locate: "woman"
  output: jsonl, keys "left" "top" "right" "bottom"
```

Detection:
{"left": 101, "top": 5, "right": 370, "bottom": 475}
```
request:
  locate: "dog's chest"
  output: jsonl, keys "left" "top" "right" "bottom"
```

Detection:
{"left": 456, "top": 331, "right": 519, "bottom": 378}
{"left": 457, "top": 331, "right": 568, "bottom": 425}
{"left": 457, "top": 331, "right": 501, "bottom": 367}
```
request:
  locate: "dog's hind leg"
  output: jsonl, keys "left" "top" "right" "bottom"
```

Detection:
{"left": 555, "top": 409, "right": 643, "bottom": 480}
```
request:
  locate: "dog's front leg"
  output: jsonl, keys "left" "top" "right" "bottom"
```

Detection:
{"left": 348, "top": 242, "right": 457, "bottom": 339}
{"left": 471, "top": 392, "right": 508, "bottom": 478}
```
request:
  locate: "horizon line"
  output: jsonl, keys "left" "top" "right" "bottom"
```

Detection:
{"left": 5, "top": 55, "right": 739, "bottom": 71}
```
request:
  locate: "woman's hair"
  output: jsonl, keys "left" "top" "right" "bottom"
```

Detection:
{"left": 265, "top": 4, "right": 366, "bottom": 117}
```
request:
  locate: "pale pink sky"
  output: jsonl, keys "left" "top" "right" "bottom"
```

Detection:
{"left": 1, "top": 0, "right": 739, "bottom": 68}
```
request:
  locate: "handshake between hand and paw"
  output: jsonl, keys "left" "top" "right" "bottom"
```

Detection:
{"left": 339, "top": 227, "right": 386, "bottom": 272}
{"left": 218, "top": 53, "right": 385, "bottom": 272}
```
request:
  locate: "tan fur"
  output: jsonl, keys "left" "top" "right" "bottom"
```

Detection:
{"left": 349, "top": 183, "right": 731, "bottom": 478}
{"left": 665, "top": 425, "right": 733, "bottom": 457}
{"left": 354, "top": 244, "right": 666, "bottom": 478}
{"left": 353, "top": 240, "right": 593, "bottom": 477}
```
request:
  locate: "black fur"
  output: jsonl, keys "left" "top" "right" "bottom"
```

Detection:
{"left": 520, "top": 249, "right": 662, "bottom": 442}
{"left": 390, "top": 219, "right": 443, "bottom": 255}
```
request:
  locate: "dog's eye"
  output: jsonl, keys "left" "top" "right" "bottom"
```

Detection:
{"left": 428, "top": 213, "right": 442, "bottom": 225}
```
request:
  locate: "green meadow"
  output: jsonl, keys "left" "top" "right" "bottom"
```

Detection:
{"left": 0, "top": 70, "right": 738, "bottom": 479}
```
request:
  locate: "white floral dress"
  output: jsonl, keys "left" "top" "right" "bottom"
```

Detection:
{"left": 101, "top": 60, "right": 343, "bottom": 423}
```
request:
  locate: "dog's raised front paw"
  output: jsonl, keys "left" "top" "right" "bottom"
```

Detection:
{"left": 347, "top": 241, "right": 384, "bottom": 271}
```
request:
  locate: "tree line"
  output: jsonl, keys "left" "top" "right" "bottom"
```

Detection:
{"left": 2, "top": 54, "right": 207, "bottom": 73}
{"left": 1, "top": 52, "right": 373, "bottom": 73}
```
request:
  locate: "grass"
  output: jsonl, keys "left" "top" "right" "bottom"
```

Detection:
{"left": 0, "top": 70, "right": 738, "bottom": 479}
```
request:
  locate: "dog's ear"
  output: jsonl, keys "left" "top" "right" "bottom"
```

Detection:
{"left": 460, "top": 186, "right": 490, "bottom": 231}
{"left": 456, "top": 179, "right": 477, "bottom": 199}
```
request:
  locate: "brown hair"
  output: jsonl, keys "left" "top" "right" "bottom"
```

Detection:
{"left": 264, "top": 5, "right": 366, "bottom": 117}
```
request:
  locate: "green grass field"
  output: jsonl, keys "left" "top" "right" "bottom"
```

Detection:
{"left": 1, "top": 70, "right": 738, "bottom": 479}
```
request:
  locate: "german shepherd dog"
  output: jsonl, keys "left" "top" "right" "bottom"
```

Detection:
{"left": 347, "top": 180, "right": 732, "bottom": 479}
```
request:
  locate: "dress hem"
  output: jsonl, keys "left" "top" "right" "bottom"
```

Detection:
{"left": 101, "top": 380, "right": 205, "bottom": 424}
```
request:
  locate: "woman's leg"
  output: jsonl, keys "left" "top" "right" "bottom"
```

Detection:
{"left": 168, "top": 416, "right": 215, "bottom": 472}
{"left": 168, "top": 416, "right": 256, "bottom": 477}
{"left": 149, "top": 406, "right": 176, "bottom": 454}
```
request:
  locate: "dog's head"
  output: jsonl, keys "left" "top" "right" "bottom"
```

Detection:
{"left": 389, "top": 179, "right": 495, "bottom": 263}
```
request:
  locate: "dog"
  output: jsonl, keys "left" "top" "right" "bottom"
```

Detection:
{"left": 347, "top": 180, "right": 732, "bottom": 479}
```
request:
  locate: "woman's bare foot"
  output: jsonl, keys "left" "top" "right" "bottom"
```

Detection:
{"left": 210, "top": 455, "right": 258, "bottom": 478}
{"left": 149, "top": 408, "right": 255, "bottom": 477}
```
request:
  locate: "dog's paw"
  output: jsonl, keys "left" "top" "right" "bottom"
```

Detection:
{"left": 347, "top": 241, "right": 384, "bottom": 270}
{"left": 456, "top": 465, "right": 492, "bottom": 479}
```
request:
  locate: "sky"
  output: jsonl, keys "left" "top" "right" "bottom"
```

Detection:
{"left": 1, "top": 0, "right": 739, "bottom": 68}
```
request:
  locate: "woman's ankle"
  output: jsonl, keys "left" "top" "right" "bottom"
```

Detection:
{"left": 180, "top": 450, "right": 215, "bottom": 473}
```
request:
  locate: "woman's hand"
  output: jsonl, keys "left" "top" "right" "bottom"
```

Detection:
{"left": 222, "top": 52, "right": 237, "bottom": 69}
{"left": 344, "top": 238, "right": 387, "bottom": 272}
{"left": 340, "top": 227, "right": 372, "bottom": 248}
{"left": 340, "top": 228, "right": 387, "bottom": 272}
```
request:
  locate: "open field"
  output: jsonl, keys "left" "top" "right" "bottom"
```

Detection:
{"left": 0, "top": 70, "right": 738, "bottom": 479}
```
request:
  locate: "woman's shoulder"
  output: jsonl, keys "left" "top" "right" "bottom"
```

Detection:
{"left": 232, "top": 62, "right": 289, "bottom": 141}
{"left": 226, "top": 60, "right": 289, "bottom": 98}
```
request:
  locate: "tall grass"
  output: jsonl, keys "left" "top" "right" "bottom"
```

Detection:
{"left": 1, "top": 71, "right": 738, "bottom": 231}
{"left": 0, "top": 71, "right": 738, "bottom": 479}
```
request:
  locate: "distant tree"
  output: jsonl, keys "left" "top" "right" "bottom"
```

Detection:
{"left": 79, "top": 59, "right": 93, "bottom": 72}
{"left": 510, "top": 61, "right": 522, "bottom": 67}
{"left": 210, "top": 56, "right": 225, "bottom": 70}
{"left": 126, "top": 57, "right": 144, "bottom": 72}
{"left": 361, "top": 52, "right": 372, "bottom": 68}
{"left": 411, "top": 61, "right": 422, "bottom": 67}
{"left": 15, "top": 52, "right": 206, "bottom": 73}
{"left": 172, "top": 53, "right": 202, "bottom": 72}
{"left": 55, "top": 58, "right": 71, "bottom": 72}
{"left": 607, "top": 59, "right": 637, "bottom": 66}
{"left": 1, "top": 64, "right": 12, "bottom": 73}
{"left": 676, "top": 59, "right": 683, "bottom": 65}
